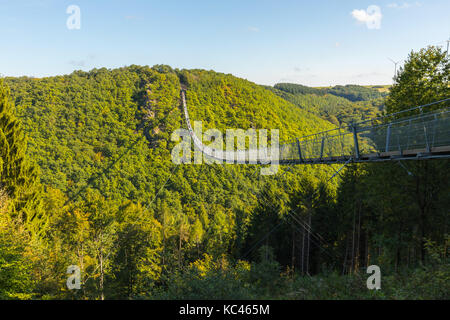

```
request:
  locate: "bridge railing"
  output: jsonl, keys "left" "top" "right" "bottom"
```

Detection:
{"left": 358, "top": 107, "right": 450, "bottom": 155}
{"left": 279, "top": 107, "right": 450, "bottom": 162}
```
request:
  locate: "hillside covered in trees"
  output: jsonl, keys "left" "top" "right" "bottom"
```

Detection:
{"left": 266, "top": 83, "right": 387, "bottom": 126}
{"left": 0, "top": 46, "right": 449, "bottom": 300}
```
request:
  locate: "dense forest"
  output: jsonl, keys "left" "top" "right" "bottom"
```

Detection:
{"left": 0, "top": 46, "right": 448, "bottom": 300}
{"left": 267, "top": 83, "right": 386, "bottom": 126}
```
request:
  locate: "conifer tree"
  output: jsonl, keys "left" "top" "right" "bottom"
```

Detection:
{"left": 0, "top": 79, "right": 44, "bottom": 232}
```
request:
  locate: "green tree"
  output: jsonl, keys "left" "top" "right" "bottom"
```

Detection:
{"left": 384, "top": 46, "right": 449, "bottom": 263}
{"left": 82, "top": 189, "right": 116, "bottom": 300}
{"left": 386, "top": 46, "right": 450, "bottom": 115}
{"left": 0, "top": 190, "right": 34, "bottom": 299}
{"left": 110, "top": 202, "right": 162, "bottom": 299}
{"left": 0, "top": 80, "right": 43, "bottom": 232}
{"left": 190, "top": 217, "right": 205, "bottom": 257}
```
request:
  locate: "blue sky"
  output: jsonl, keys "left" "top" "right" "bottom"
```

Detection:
{"left": 0, "top": 0, "right": 449, "bottom": 86}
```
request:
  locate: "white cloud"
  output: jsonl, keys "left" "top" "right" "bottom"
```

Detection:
{"left": 352, "top": 9, "right": 370, "bottom": 23}
{"left": 351, "top": 5, "right": 382, "bottom": 30}
{"left": 248, "top": 26, "right": 260, "bottom": 32}
{"left": 387, "top": 2, "right": 421, "bottom": 9}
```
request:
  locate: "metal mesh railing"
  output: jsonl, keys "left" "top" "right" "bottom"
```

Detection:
{"left": 278, "top": 107, "right": 450, "bottom": 163}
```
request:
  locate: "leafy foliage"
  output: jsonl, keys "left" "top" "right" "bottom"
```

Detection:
{"left": 0, "top": 46, "right": 448, "bottom": 299}
{"left": 269, "top": 83, "right": 385, "bottom": 126}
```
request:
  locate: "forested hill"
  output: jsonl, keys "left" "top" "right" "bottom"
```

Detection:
{"left": 266, "top": 82, "right": 387, "bottom": 126}
{"left": 5, "top": 66, "right": 335, "bottom": 199}
{"left": 274, "top": 83, "right": 388, "bottom": 101}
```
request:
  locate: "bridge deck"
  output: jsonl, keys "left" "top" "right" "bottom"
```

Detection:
{"left": 279, "top": 146, "right": 450, "bottom": 165}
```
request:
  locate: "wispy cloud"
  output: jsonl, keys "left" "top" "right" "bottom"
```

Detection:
{"left": 248, "top": 26, "right": 260, "bottom": 32}
{"left": 293, "top": 67, "right": 310, "bottom": 73}
{"left": 125, "top": 15, "right": 139, "bottom": 20}
{"left": 353, "top": 72, "right": 388, "bottom": 78}
{"left": 68, "top": 60, "right": 86, "bottom": 67}
{"left": 68, "top": 55, "right": 96, "bottom": 68}
{"left": 351, "top": 5, "right": 382, "bottom": 30}
{"left": 387, "top": 2, "right": 421, "bottom": 9}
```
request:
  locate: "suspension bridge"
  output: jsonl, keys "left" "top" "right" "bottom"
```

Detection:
{"left": 181, "top": 89, "right": 450, "bottom": 165}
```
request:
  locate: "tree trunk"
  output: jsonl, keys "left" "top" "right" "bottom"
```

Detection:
{"left": 342, "top": 236, "right": 348, "bottom": 275}
{"left": 306, "top": 209, "right": 312, "bottom": 275}
{"left": 291, "top": 227, "right": 295, "bottom": 270}
{"left": 99, "top": 243, "right": 104, "bottom": 300}
{"left": 351, "top": 207, "right": 356, "bottom": 274}
{"left": 301, "top": 228, "right": 305, "bottom": 274}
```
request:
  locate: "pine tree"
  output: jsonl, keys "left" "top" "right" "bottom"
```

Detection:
{"left": 0, "top": 79, "right": 44, "bottom": 233}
